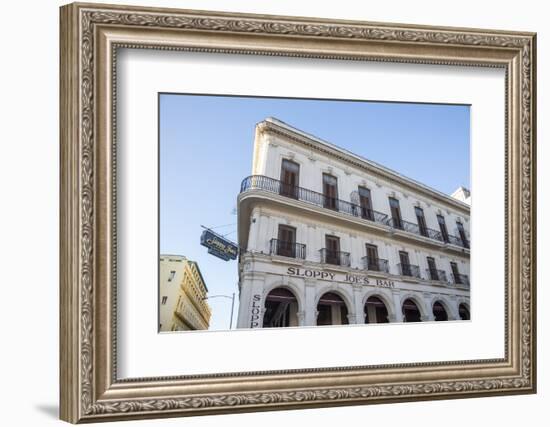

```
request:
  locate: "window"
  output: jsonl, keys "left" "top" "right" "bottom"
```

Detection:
{"left": 167, "top": 270, "right": 176, "bottom": 282}
{"left": 456, "top": 221, "right": 470, "bottom": 248}
{"left": 358, "top": 186, "right": 374, "bottom": 220}
{"left": 365, "top": 244, "right": 379, "bottom": 271}
{"left": 415, "top": 206, "right": 428, "bottom": 237}
{"left": 399, "top": 251, "right": 411, "bottom": 276}
{"left": 322, "top": 173, "right": 338, "bottom": 210}
{"left": 389, "top": 197, "right": 402, "bottom": 228}
{"left": 437, "top": 214, "right": 449, "bottom": 243}
{"left": 279, "top": 159, "right": 300, "bottom": 198}
{"left": 161, "top": 296, "right": 168, "bottom": 305}
{"left": 325, "top": 235, "right": 340, "bottom": 265}
{"left": 277, "top": 225, "right": 296, "bottom": 257}
{"left": 427, "top": 256, "right": 438, "bottom": 280}
{"left": 450, "top": 261, "right": 461, "bottom": 284}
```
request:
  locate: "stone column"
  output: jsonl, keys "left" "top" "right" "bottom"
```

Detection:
{"left": 389, "top": 290, "right": 404, "bottom": 323}
{"left": 351, "top": 283, "right": 365, "bottom": 324}
{"left": 296, "top": 311, "right": 306, "bottom": 327}
{"left": 421, "top": 313, "right": 436, "bottom": 322}
{"left": 236, "top": 269, "right": 252, "bottom": 329}
{"left": 446, "top": 295, "right": 461, "bottom": 320}
{"left": 421, "top": 292, "right": 435, "bottom": 322}
{"left": 304, "top": 279, "right": 318, "bottom": 326}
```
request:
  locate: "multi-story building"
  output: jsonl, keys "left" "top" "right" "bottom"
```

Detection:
{"left": 159, "top": 255, "right": 212, "bottom": 331}
{"left": 236, "top": 118, "right": 471, "bottom": 329}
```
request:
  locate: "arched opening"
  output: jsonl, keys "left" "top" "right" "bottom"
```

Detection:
{"left": 432, "top": 301, "right": 448, "bottom": 321}
{"left": 364, "top": 296, "right": 389, "bottom": 324}
{"left": 317, "top": 292, "right": 349, "bottom": 326}
{"left": 263, "top": 287, "right": 299, "bottom": 327}
{"left": 458, "top": 303, "right": 470, "bottom": 320}
{"left": 402, "top": 298, "right": 422, "bottom": 322}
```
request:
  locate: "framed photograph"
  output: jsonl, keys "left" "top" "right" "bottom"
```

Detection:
{"left": 60, "top": 2, "right": 537, "bottom": 423}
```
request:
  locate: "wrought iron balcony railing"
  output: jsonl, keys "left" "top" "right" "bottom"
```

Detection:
{"left": 387, "top": 217, "right": 444, "bottom": 241}
{"left": 426, "top": 268, "right": 448, "bottom": 282}
{"left": 269, "top": 239, "right": 306, "bottom": 259}
{"left": 240, "top": 175, "right": 469, "bottom": 249}
{"left": 447, "top": 234, "right": 462, "bottom": 246}
{"left": 397, "top": 263, "right": 421, "bottom": 279}
{"left": 319, "top": 248, "right": 351, "bottom": 267}
{"left": 362, "top": 256, "right": 389, "bottom": 273}
{"left": 240, "top": 175, "right": 388, "bottom": 225}
{"left": 359, "top": 207, "right": 380, "bottom": 222}
{"left": 447, "top": 234, "right": 470, "bottom": 248}
{"left": 452, "top": 273, "right": 470, "bottom": 287}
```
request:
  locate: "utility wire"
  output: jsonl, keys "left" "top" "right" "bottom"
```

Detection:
{"left": 207, "top": 222, "right": 237, "bottom": 230}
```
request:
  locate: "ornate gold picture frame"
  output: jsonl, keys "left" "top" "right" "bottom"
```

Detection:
{"left": 60, "top": 2, "right": 536, "bottom": 423}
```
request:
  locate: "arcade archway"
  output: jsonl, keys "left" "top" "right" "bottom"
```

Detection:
{"left": 364, "top": 296, "right": 389, "bottom": 323}
{"left": 402, "top": 298, "right": 422, "bottom": 322}
{"left": 432, "top": 301, "right": 449, "bottom": 321}
{"left": 458, "top": 303, "right": 470, "bottom": 320}
{"left": 317, "top": 292, "right": 349, "bottom": 326}
{"left": 263, "top": 287, "right": 299, "bottom": 327}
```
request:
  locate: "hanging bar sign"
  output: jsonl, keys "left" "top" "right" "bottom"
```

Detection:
{"left": 200, "top": 229, "right": 239, "bottom": 261}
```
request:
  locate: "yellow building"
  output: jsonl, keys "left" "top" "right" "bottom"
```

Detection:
{"left": 159, "top": 255, "right": 211, "bottom": 332}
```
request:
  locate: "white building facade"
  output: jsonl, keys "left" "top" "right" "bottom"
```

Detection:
{"left": 236, "top": 118, "right": 471, "bottom": 329}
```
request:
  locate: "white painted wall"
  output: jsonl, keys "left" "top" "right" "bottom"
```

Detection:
{"left": 237, "top": 254, "right": 469, "bottom": 327}
{"left": 254, "top": 121, "right": 471, "bottom": 237}
{"left": 244, "top": 124, "right": 471, "bottom": 285}
{"left": 247, "top": 208, "right": 470, "bottom": 280}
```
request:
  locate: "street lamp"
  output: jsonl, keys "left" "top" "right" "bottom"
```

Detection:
{"left": 202, "top": 293, "right": 235, "bottom": 329}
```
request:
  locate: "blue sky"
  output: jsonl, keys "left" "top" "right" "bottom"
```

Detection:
{"left": 159, "top": 94, "right": 470, "bottom": 331}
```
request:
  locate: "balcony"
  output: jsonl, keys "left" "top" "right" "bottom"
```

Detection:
{"left": 269, "top": 239, "right": 306, "bottom": 259}
{"left": 387, "top": 217, "right": 444, "bottom": 241}
{"left": 362, "top": 256, "right": 389, "bottom": 273}
{"left": 359, "top": 207, "right": 386, "bottom": 223}
{"left": 240, "top": 175, "right": 469, "bottom": 249}
{"left": 452, "top": 273, "right": 470, "bottom": 288}
{"left": 447, "top": 234, "right": 469, "bottom": 248}
{"left": 319, "top": 248, "right": 351, "bottom": 267}
{"left": 240, "top": 175, "right": 388, "bottom": 225}
{"left": 426, "top": 268, "right": 448, "bottom": 282}
{"left": 397, "top": 263, "right": 421, "bottom": 279}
